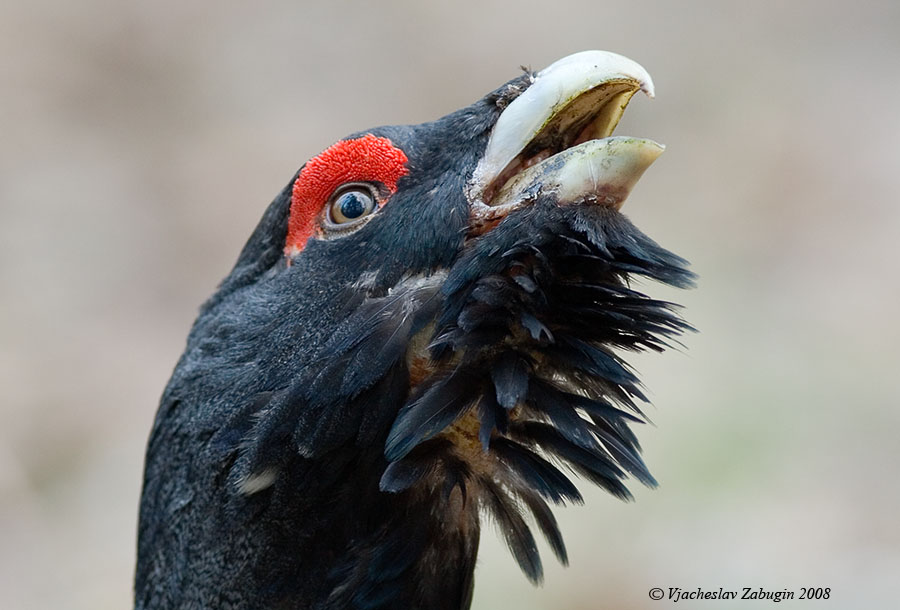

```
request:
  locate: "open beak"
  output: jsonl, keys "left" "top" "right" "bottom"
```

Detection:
{"left": 469, "top": 50, "right": 663, "bottom": 219}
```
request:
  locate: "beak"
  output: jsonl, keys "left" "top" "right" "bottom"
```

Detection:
{"left": 492, "top": 137, "right": 664, "bottom": 210}
{"left": 469, "top": 50, "right": 662, "bottom": 217}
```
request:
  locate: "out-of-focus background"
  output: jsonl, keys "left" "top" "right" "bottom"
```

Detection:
{"left": 2, "top": 1, "right": 898, "bottom": 608}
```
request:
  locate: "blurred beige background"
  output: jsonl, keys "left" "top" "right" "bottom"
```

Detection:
{"left": 2, "top": 1, "right": 898, "bottom": 608}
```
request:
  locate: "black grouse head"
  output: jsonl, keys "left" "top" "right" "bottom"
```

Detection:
{"left": 136, "top": 51, "right": 695, "bottom": 610}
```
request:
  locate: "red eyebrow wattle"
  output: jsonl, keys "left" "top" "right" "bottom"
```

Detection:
{"left": 285, "top": 134, "right": 409, "bottom": 256}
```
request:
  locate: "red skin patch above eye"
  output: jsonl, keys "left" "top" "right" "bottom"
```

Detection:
{"left": 285, "top": 134, "right": 409, "bottom": 256}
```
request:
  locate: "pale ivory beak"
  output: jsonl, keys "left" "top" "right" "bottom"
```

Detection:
{"left": 470, "top": 50, "right": 662, "bottom": 214}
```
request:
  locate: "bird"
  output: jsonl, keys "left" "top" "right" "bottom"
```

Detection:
{"left": 135, "top": 50, "right": 695, "bottom": 610}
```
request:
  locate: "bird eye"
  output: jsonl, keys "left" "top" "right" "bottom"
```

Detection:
{"left": 327, "top": 184, "right": 378, "bottom": 226}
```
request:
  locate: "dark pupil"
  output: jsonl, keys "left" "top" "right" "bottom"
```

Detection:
{"left": 338, "top": 192, "right": 368, "bottom": 219}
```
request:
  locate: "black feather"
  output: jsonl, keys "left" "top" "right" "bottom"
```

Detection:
{"left": 477, "top": 393, "right": 498, "bottom": 451}
{"left": 519, "top": 491, "right": 568, "bottom": 565}
{"left": 512, "top": 421, "right": 634, "bottom": 501}
{"left": 385, "top": 368, "right": 483, "bottom": 461}
{"left": 491, "top": 351, "right": 530, "bottom": 410}
{"left": 492, "top": 438, "right": 583, "bottom": 505}
{"left": 379, "top": 439, "right": 452, "bottom": 493}
{"left": 482, "top": 479, "right": 543, "bottom": 584}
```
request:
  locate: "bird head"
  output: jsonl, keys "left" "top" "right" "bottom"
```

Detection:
{"left": 146, "top": 50, "right": 694, "bottom": 603}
